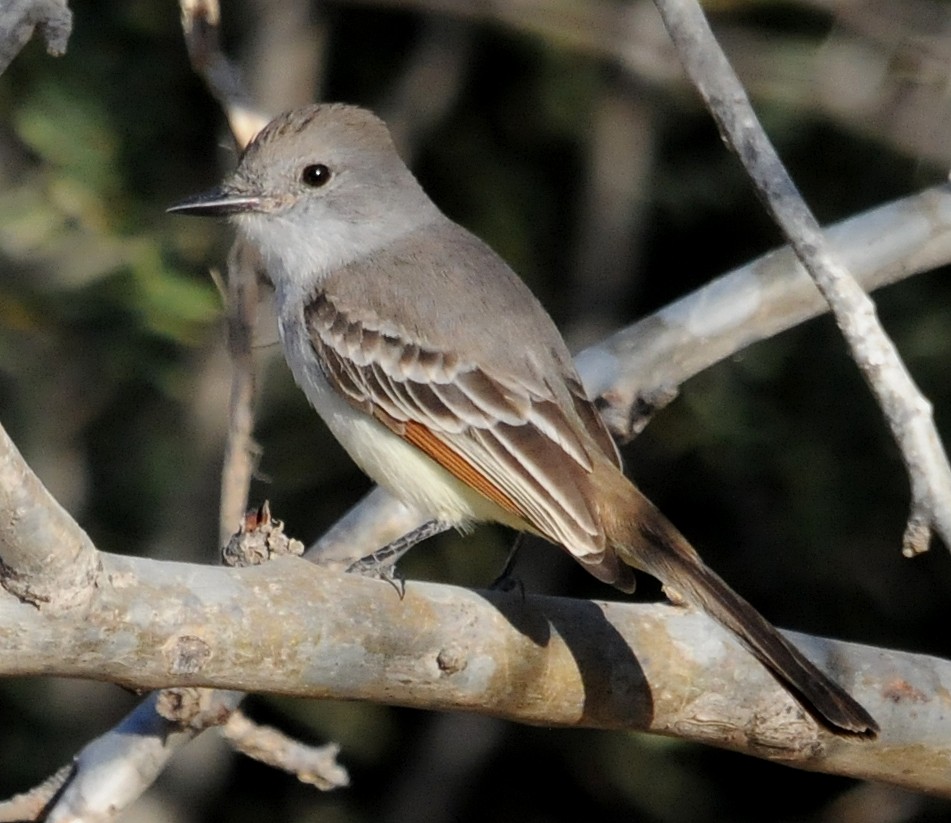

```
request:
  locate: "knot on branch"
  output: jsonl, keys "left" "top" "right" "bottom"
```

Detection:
{"left": 156, "top": 687, "right": 236, "bottom": 731}
{"left": 596, "top": 384, "right": 680, "bottom": 443}
{"left": 222, "top": 501, "right": 304, "bottom": 568}
{"left": 0, "top": 547, "right": 101, "bottom": 612}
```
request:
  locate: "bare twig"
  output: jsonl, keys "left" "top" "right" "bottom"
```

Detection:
{"left": 0, "top": 762, "right": 73, "bottom": 822}
{"left": 218, "top": 242, "right": 264, "bottom": 544}
{"left": 651, "top": 0, "right": 951, "bottom": 556}
{"left": 221, "top": 711, "right": 349, "bottom": 790}
{"left": 0, "top": 0, "right": 72, "bottom": 74}
{"left": 179, "top": 0, "right": 268, "bottom": 544}
{"left": 179, "top": 0, "right": 267, "bottom": 146}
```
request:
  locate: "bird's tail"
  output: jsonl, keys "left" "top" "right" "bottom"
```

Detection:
{"left": 594, "top": 468, "right": 878, "bottom": 737}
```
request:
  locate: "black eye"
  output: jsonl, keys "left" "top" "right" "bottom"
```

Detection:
{"left": 301, "top": 163, "right": 332, "bottom": 187}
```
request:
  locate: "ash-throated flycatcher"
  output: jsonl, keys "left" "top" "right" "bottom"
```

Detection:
{"left": 170, "top": 103, "right": 877, "bottom": 737}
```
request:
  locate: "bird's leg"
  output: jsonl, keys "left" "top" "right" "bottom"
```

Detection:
{"left": 346, "top": 519, "right": 451, "bottom": 595}
{"left": 489, "top": 532, "right": 526, "bottom": 593}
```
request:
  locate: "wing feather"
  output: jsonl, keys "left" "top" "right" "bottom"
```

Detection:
{"left": 566, "top": 375, "right": 622, "bottom": 470}
{"left": 306, "top": 291, "right": 616, "bottom": 556}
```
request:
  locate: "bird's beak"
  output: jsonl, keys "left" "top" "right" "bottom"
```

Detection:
{"left": 167, "top": 186, "right": 262, "bottom": 217}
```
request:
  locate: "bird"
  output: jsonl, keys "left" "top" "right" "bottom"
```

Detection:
{"left": 169, "top": 102, "right": 878, "bottom": 737}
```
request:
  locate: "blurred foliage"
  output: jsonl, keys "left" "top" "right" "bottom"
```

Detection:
{"left": 3, "top": 0, "right": 951, "bottom": 821}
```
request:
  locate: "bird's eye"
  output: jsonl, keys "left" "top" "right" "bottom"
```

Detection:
{"left": 301, "top": 164, "right": 332, "bottom": 188}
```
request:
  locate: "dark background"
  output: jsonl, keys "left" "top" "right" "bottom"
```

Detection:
{"left": 2, "top": 0, "right": 951, "bottom": 820}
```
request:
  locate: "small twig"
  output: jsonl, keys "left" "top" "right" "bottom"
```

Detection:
{"left": 178, "top": 0, "right": 268, "bottom": 545}
{"left": 0, "top": 762, "right": 73, "bottom": 822}
{"left": 221, "top": 711, "right": 349, "bottom": 790}
{"left": 179, "top": 0, "right": 267, "bottom": 145}
{"left": 652, "top": 0, "right": 951, "bottom": 557}
{"left": 218, "top": 241, "right": 264, "bottom": 544}
{"left": 0, "top": 0, "right": 72, "bottom": 74}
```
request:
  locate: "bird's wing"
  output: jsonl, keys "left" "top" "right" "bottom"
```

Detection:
{"left": 305, "top": 290, "right": 615, "bottom": 557}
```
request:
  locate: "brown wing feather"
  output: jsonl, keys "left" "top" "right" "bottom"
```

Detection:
{"left": 401, "top": 420, "right": 525, "bottom": 518}
{"left": 305, "top": 291, "right": 616, "bottom": 557}
{"left": 566, "top": 375, "right": 622, "bottom": 470}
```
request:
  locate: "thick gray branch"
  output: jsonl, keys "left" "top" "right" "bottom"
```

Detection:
{"left": 0, "top": 422, "right": 99, "bottom": 608}
{"left": 0, "top": 551, "right": 947, "bottom": 794}
{"left": 575, "top": 184, "right": 951, "bottom": 437}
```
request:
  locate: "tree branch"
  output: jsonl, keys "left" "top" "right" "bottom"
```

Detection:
{"left": 218, "top": 240, "right": 263, "bottom": 544}
{"left": 4, "top": 402, "right": 946, "bottom": 795}
{"left": 40, "top": 692, "right": 239, "bottom": 823}
{"left": 575, "top": 183, "right": 951, "bottom": 438}
{"left": 0, "top": 0, "right": 71, "bottom": 74}
{"left": 220, "top": 711, "right": 349, "bottom": 790}
{"left": 179, "top": 0, "right": 266, "bottom": 146}
{"left": 0, "top": 421, "right": 99, "bottom": 609}
{"left": 652, "top": 0, "right": 951, "bottom": 557}
{"left": 0, "top": 548, "right": 948, "bottom": 793}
